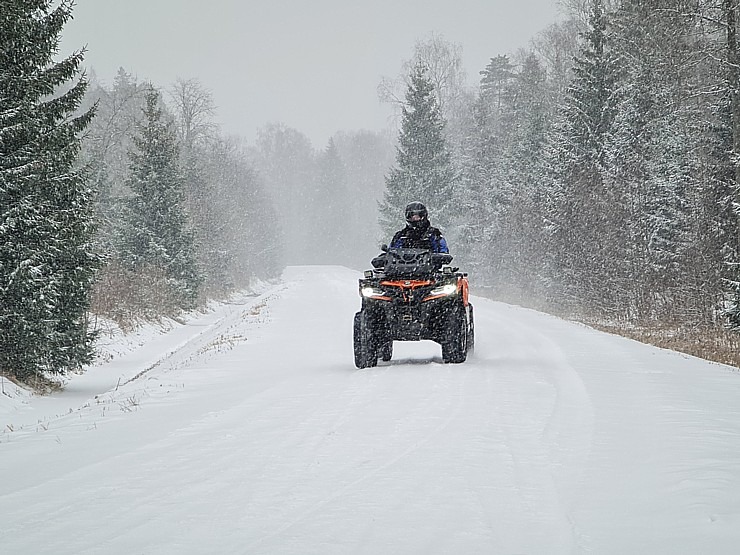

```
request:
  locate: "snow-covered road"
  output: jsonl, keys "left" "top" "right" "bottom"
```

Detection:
{"left": 2, "top": 266, "right": 740, "bottom": 554}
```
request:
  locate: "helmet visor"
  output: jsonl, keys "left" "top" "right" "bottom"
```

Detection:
{"left": 406, "top": 210, "right": 425, "bottom": 222}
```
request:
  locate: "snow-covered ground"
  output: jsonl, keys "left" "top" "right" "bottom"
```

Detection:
{"left": 2, "top": 265, "right": 739, "bottom": 554}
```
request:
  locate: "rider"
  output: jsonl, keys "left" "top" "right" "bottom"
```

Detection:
{"left": 390, "top": 201, "right": 449, "bottom": 253}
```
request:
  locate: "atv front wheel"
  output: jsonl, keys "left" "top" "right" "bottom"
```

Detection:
{"left": 354, "top": 311, "right": 378, "bottom": 368}
{"left": 467, "top": 304, "right": 475, "bottom": 354}
{"left": 442, "top": 304, "right": 468, "bottom": 364}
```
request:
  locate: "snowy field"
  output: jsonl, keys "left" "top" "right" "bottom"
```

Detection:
{"left": 2, "top": 265, "right": 740, "bottom": 554}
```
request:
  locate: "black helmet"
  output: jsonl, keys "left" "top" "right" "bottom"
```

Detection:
{"left": 405, "top": 201, "right": 428, "bottom": 228}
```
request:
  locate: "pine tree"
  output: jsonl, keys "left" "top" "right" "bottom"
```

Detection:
{"left": 121, "top": 87, "right": 201, "bottom": 310}
{"left": 479, "top": 55, "right": 516, "bottom": 114}
{"left": 379, "top": 64, "right": 456, "bottom": 238}
{"left": 603, "top": 0, "right": 702, "bottom": 322}
{"left": 456, "top": 55, "right": 517, "bottom": 286}
{"left": 505, "top": 53, "right": 551, "bottom": 300}
{"left": 0, "top": 0, "right": 101, "bottom": 383}
{"left": 545, "top": 0, "right": 622, "bottom": 315}
{"left": 455, "top": 97, "right": 496, "bottom": 282}
{"left": 719, "top": 0, "right": 740, "bottom": 329}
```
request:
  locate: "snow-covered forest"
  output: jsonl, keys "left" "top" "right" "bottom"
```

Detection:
{"left": 383, "top": 0, "right": 740, "bottom": 341}
{"left": 4, "top": 2, "right": 740, "bottom": 551}
{"left": 4, "top": 0, "right": 740, "bottom": 385}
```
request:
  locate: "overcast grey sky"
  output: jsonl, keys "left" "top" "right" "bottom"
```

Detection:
{"left": 61, "top": 0, "right": 562, "bottom": 147}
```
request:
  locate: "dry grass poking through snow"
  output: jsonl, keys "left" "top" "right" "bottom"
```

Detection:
{"left": 591, "top": 323, "right": 740, "bottom": 370}
{"left": 476, "top": 287, "right": 740, "bottom": 371}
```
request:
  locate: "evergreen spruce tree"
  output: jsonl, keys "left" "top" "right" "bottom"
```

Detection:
{"left": 604, "top": 0, "right": 700, "bottom": 322}
{"left": 479, "top": 55, "right": 516, "bottom": 115}
{"left": 719, "top": 0, "right": 740, "bottom": 329}
{"left": 121, "top": 87, "right": 201, "bottom": 310}
{"left": 460, "top": 52, "right": 551, "bottom": 303}
{"left": 0, "top": 0, "right": 101, "bottom": 383}
{"left": 505, "top": 53, "right": 551, "bottom": 300}
{"left": 455, "top": 98, "right": 496, "bottom": 282}
{"left": 379, "top": 64, "right": 456, "bottom": 238}
{"left": 544, "top": 0, "right": 621, "bottom": 315}
{"left": 455, "top": 55, "right": 518, "bottom": 285}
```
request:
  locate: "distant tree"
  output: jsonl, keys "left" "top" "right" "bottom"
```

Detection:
{"left": 456, "top": 50, "right": 553, "bottom": 302}
{"left": 531, "top": 19, "right": 582, "bottom": 99}
{"left": 559, "top": 0, "right": 621, "bottom": 27}
{"left": 479, "top": 55, "right": 516, "bottom": 114}
{"left": 378, "top": 33, "right": 471, "bottom": 162}
{"left": 379, "top": 64, "right": 456, "bottom": 238}
{"left": 504, "top": 53, "right": 551, "bottom": 299}
{"left": 454, "top": 55, "right": 516, "bottom": 284}
{"left": 120, "top": 87, "right": 201, "bottom": 310}
{"left": 0, "top": 0, "right": 101, "bottom": 384}
{"left": 168, "top": 77, "right": 216, "bottom": 149}
{"left": 378, "top": 33, "right": 467, "bottom": 116}
{"left": 167, "top": 78, "right": 225, "bottom": 293}
{"left": 410, "top": 33, "right": 467, "bottom": 115}
{"left": 80, "top": 76, "right": 280, "bottom": 322}
{"left": 83, "top": 68, "right": 145, "bottom": 241}
{"left": 254, "top": 123, "right": 315, "bottom": 264}
{"left": 332, "top": 130, "right": 395, "bottom": 267}
{"left": 313, "top": 139, "right": 348, "bottom": 263}
{"left": 202, "top": 134, "right": 282, "bottom": 285}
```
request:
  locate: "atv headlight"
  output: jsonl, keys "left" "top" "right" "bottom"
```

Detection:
{"left": 361, "top": 286, "right": 385, "bottom": 298}
{"left": 429, "top": 283, "right": 458, "bottom": 297}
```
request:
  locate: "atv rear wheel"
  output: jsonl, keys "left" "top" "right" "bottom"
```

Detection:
{"left": 379, "top": 341, "right": 393, "bottom": 362}
{"left": 354, "top": 311, "right": 378, "bottom": 368}
{"left": 442, "top": 304, "right": 468, "bottom": 364}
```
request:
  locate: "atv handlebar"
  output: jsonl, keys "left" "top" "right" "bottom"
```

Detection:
{"left": 370, "top": 248, "right": 453, "bottom": 275}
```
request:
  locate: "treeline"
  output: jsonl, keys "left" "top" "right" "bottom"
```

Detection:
{"left": 466, "top": 0, "right": 740, "bottom": 329}
{"left": 382, "top": 0, "right": 740, "bottom": 332}
{"left": 1, "top": 2, "right": 285, "bottom": 385}
{"left": 7, "top": 0, "right": 740, "bottom": 385}
{"left": 84, "top": 72, "right": 396, "bottom": 323}
{"left": 82, "top": 70, "right": 282, "bottom": 325}
{"left": 251, "top": 124, "right": 394, "bottom": 270}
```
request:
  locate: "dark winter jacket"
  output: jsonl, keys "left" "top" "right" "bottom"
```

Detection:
{"left": 390, "top": 221, "right": 449, "bottom": 253}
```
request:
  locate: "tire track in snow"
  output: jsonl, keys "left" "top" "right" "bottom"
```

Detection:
{"left": 243, "top": 362, "right": 476, "bottom": 552}
{"left": 2, "top": 284, "right": 288, "bottom": 441}
{"left": 121, "top": 288, "right": 287, "bottom": 386}
{"left": 469, "top": 300, "right": 594, "bottom": 553}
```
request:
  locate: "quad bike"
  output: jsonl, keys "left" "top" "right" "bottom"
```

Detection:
{"left": 353, "top": 246, "right": 474, "bottom": 368}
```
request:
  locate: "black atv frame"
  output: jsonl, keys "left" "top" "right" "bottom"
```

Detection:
{"left": 353, "top": 247, "right": 474, "bottom": 368}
